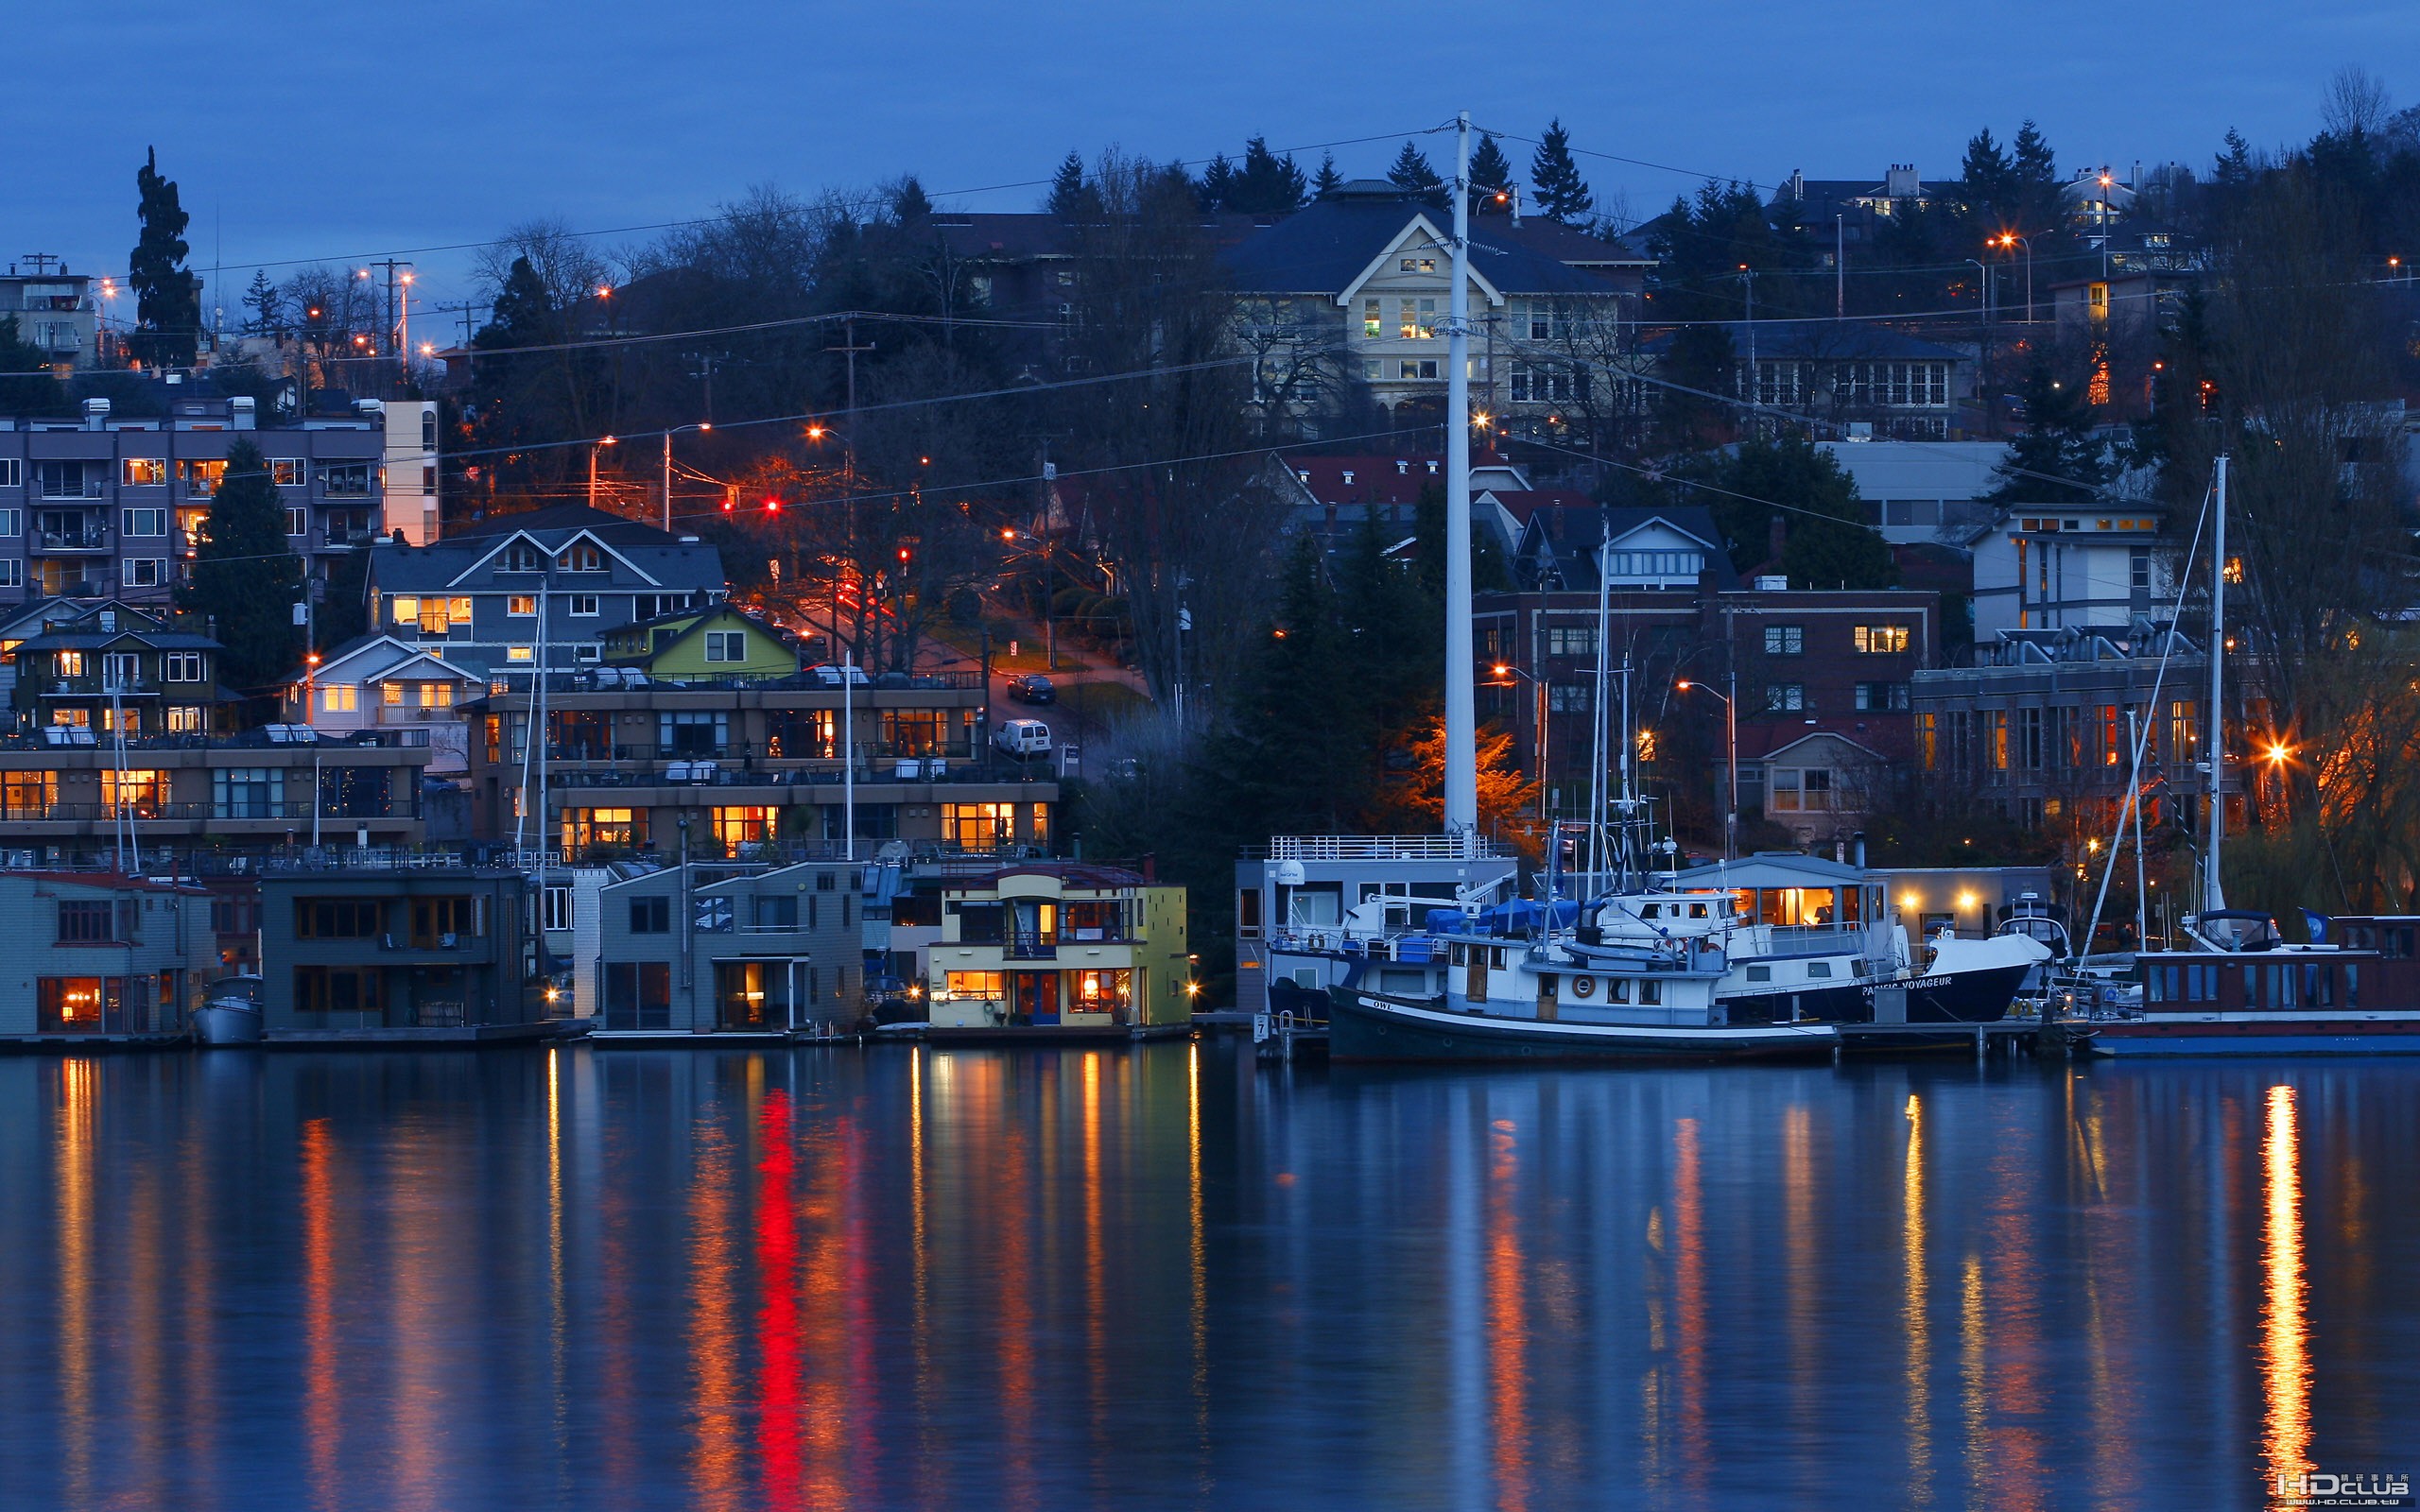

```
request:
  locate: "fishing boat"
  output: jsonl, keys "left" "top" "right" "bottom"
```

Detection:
{"left": 191, "top": 973, "right": 266, "bottom": 1046}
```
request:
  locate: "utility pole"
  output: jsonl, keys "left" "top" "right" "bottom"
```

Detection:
{"left": 1834, "top": 216, "right": 1844, "bottom": 319}
{"left": 1739, "top": 266, "right": 1758, "bottom": 427}
{"left": 1442, "top": 111, "right": 1479, "bottom": 845}
{"left": 683, "top": 351, "right": 727, "bottom": 422}
{"left": 825, "top": 318, "right": 875, "bottom": 662}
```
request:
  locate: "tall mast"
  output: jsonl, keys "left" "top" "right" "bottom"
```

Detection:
{"left": 2204, "top": 454, "right": 2229, "bottom": 913}
{"left": 1441, "top": 111, "right": 1478, "bottom": 847}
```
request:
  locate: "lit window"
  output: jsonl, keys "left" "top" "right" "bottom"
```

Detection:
{"left": 506, "top": 646, "right": 533, "bottom": 663}
{"left": 322, "top": 684, "right": 358, "bottom": 713}
{"left": 507, "top": 595, "right": 536, "bottom": 616}
{"left": 390, "top": 595, "right": 421, "bottom": 625}
{"left": 121, "top": 458, "right": 166, "bottom": 487}
{"left": 1853, "top": 625, "right": 1910, "bottom": 655}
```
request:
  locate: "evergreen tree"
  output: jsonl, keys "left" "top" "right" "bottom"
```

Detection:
{"left": 1313, "top": 152, "right": 1344, "bottom": 198}
{"left": 2012, "top": 119, "right": 2056, "bottom": 188}
{"left": 1958, "top": 127, "right": 2016, "bottom": 216}
{"left": 1387, "top": 142, "right": 1444, "bottom": 202}
{"left": 890, "top": 175, "right": 933, "bottom": 222}
{"left": 1985, "top": 363, "right": 2106, "bottom": 505}
{"left": 1469, "top": 133, "right": 1515, "bottom": 215}
{"left": 241, "top": 270, "right": 284, "bottom": 336}
{"left": 2214, "top": 128, "right": 2256, "bottom": 187}
{"left": 129, "top": 146, "right": 200, "bottom": 370}
{"left": 1046, "top": 151, "right": 1100, "bottom": 218}
{"left": 177, "top": 439, "right": 302, "bottom": 690}
{"left": 1691, "top": 436, "right": 1896, "bottom": 589}
{"left": 1230, "top": 136, "right": 1308, "bottom": 215}
{"left": 1195, "top": 154, "right": 1236, "bottom": 214}
{"left": 1530, "top": 119, "right": 1594, "bottom": 222}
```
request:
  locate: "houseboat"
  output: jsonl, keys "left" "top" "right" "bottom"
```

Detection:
{"left": 2093, "top": 913, "right": 2420, "bottom": 1056}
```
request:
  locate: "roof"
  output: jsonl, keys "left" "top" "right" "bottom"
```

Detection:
{"left": 1224, "top": 198, "right": 1626, "bottom": 299}
{"left": 1670, "top": 851, "right": 1868, "bottom": 889}
{"left": 943, "top": 862, "right": 1151, "bottom": 893}
{"left": 288, "top": 634, "right": 483, "bottom": 688}
{"left": 370, "top": 512, "right": 726, "bottom": 595}
{"left": 1640, "top": 320, "right": 1966, "bottom": 363}
{"left": 1283, "top": 453, "right": 1449, "bottom": 505}
{"left": 1478, "top": 487, "right": 1598, "bottom": 525}
{"left": 1516, "top": 504, "right": 1737, "bottom": 592}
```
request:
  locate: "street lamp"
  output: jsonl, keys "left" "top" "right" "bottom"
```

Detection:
{"left": 1993, "top": 233, "right": 2034, "bottom": 324}
{"left": 1676, "top": 679, "right": 1738, "bottom": 860}
{"left": 1964, "top": 259, "right": 1990, "bottom": 325}
{"left": 660, "top": 422, "right": 711, "bottom": 533}
{"left": 1486, "top": 662, "right": 1549, "bottom": 818}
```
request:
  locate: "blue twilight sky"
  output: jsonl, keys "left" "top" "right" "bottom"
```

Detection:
{"left": 3, "top": 0, "right": 2410, "bottom": 318}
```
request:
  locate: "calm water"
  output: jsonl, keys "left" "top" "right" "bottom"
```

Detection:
{"left": 1, "top": 1044, "right": 2414, "bottom": 1511}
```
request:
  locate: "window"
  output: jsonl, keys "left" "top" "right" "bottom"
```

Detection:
{"left": 415, "top": 682, "right": 456, "bottom": 710}
{"left": 1547, "top": 684, "right": 1592, "bottom": 713}
{"left": 942, "top": 802, "right": 1016, "bottom": 851}
{"left": 658, "top": 710, "right": 728, "bottom": 756}
{"left": 178, "top": 459, "right": 227, "bottom": 496}
{"left": 1764, "top": 625, "right": 1804, "bottom": 656}
{"left": 38, "top": 460, "right": 102, "bottom": 498}
{"left": 752, "top": 895, "right": 798, "bottom": 930}
{"left": 563, "top": 808, "right": 644, "bottom": 854}
{"left": 603, "top": 961, "right": 672, "bottom": 1030}
{"left": 212, "top": 767, "right": 282, "bottom": 818}
{"left": 503, "top": 543, "right": 544, "bottom": 573}
{"left": 322, "top": 684, "right": 358, "bottom": 713}
{"left": 294, "top": 966, "right": 384, "bottom": 1014}
{"left": 295, "top": 899, "right": 383, "bottom": 938}
{"left": 1765, "top": 683, "right": 1806, "bottom": 712}
{"left": 540, "top": 885, "right": 571, "bottom": 934}
{"left": 0, "top": 560, "right": 17, "bottom": 589}
{"left": 712, "top": 806, "right": 775, "bottom": 847}
{"left": 167, "top": 705, "right": 202, "bottom": 731}
{"left": 558, "top": 544, "right": 604, "bottom": 572}
{"left": 123, "top": 558, "right": 165, "bottom": 588}
{"left": 2130, "top": 547, "right": 2151, "bottom": 593}
{"left": 1398, "top": 256, "right": 1435, "bottom": 273}
{"left": 1853, "top": 625, "right": 1910, "bottom": 654}
{"left": 0, "top": 459, "right": 17, "bottom": 489}
{"left": 704, "top": 629, "right": 747, "bottom": 662}
{"left": 2, "top": 772, "right": 55, "bottom": 818}
{"left": 102, "top": 770, "right": 164, "bottom": 817}
{"left": 0, "top": 507, "right": 17, "bottom": 537}
{"left": 122, "top": 507, "right": 166, "bottom": 536}
{"left": 409, "top": 897, "right": 474, "bottom": 948}
{"left": 629, "top": 895, "right": 671, "bottom": 934}
{"left": 507, "top": 595, "right": 536, "bottom": 616}
{"left": 270, "top": 458, "right": 307, "bottom": 487}
{"left": 1399, "top": 359, "right": 1439, "bottom": 380}
{"left": 322, "top": 463, "right": 372, "bottom": 497}
{"left": 506, "top": 646, "right": 534, "bottom": 663}
{"left": 122, "top": 458, "right": 166, "bottom": 487}
{"left": 1855, "top": 682, "right": 1910, "bottom": 712}
{"left": 567, "top": 593, "right": 599, "bottom": 617}
{"left": 390, "top": 595, "right": 421, "bottom": 626}
{"left": 1544, "top": 626, "right": 1595, "bottom": 658}
{"left": 58, "top": 899, "right": 131, "bottom": 943}
{"left": 1362, "top": 298, "right": 1381, "bottom": 338}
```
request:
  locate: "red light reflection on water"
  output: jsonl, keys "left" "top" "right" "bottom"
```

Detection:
{"left": 755, "top": 1091, "right": 802, "bottom": 1512}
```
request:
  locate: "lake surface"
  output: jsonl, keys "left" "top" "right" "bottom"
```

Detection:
{"left": 0, "top": 1043, "right": 2413, "bottom": 1510}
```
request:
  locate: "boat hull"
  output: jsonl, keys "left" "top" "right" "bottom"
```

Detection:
{"left": 1862, "top": 962, "right": 2034, "bottom": 1024}
{"left": 2093, "top": 1013, "right": 2420, "bottom": 1057}
{"left": 1327, "top": 988, "right": 1837, "bottom": 1064}
{"left": 191, "top": 1004, "right": 265, "bottom": 1047}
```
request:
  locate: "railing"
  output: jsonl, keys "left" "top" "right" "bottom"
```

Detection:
{"left": 490, "top": 668, "right": 986, "bottom": 696}
{"left": 48, "top": 676, "right": 156, "bottom": 696}
{"left": 1004, "top": 933, "right": 1058, "bottom": 960}
{"left": 33, "top": 529, "right": 112, "bottom": 551}
{"left": 545, "top": 762, "right": 1046, "bottom": 789}
{"left": 0, "top": 727, "right": 431, "bottom": 753}
{"left": 1253, "top": 834, "right": 1511, "bottom": 862}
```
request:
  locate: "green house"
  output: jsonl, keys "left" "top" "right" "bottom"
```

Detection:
{"left": 602, "top": 605, "right": 801, "bottom": 681}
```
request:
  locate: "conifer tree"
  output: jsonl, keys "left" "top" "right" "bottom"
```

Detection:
{"left": 129, "top": 147, "right": 200, "bottom": 370}
{"left": 0, "top": 316, "right": 64, "bottom": 415}
{"left": 177, "top": 438, "right": 302, "bottom": 690}
{"left": 1231, "top": 136, "right": 1308, "bottom": 215}
{"left": 241, "top": 270, "right": 284, "bottom": 336}
{"left": 1313, "top": 152, "right": 1344, "bottom": 198}
{"left": 1959, "top": 127, "right": 2016, "bottom": 216}
{"left": 1530, "top": 119, "right": 1594, "bottom": 222}
{"left": 1196, "top": 154, "right": 1236, "bottom": 213}
{"left": 891, "top": 176, "right": 933, "bottom": 222}
{"left": 1468, "top": 133, "right": 1515, "bottom": 215}
{"left": 1046, "top": 151, "right": 1100, "bottom": 218}
{"left": 1985, "top": 364, "right": 2105, "bottom": 505}
{"left": 1387, "top": 142, "right": 1444, "bottom": 202}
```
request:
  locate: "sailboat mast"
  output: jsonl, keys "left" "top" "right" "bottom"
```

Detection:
{"left": 1589, "top": 516, "right": 1613, "bottom": 885}
{"left": 1441, "top": 111, "right": 1478, "bottom": 847}
{"left": 2205, "top": 454, "right": 2228, "bottom": 913}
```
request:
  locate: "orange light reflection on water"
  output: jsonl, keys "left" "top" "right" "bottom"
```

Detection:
{"left": 686, "top": 1124, "right": 743, "bottom": 1511}
{"left": 55, "top": 1059, "right": 95, "bottom": 1503}
{"left": 301, "top": 1116, "right": 337, "bottom": 1510}
{"left": 2260, "top": 1084, "right": 2311, "bottom": 1491}
{"left": 1673, "top": 1116, "right": 1707, "bottom": 1493}
{"left": 1904, "top": 1094, "right": 1931, "bottom": 1506}
{"left": 1486, "top": 1117, "right": 1530, "bottom": 1512}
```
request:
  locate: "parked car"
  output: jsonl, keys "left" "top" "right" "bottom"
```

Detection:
{"left": 805, "top": 662, "right": 871, "bottom": 688}
{"left": 1007, "top": 674, "right": 1056, "bottom": 705}
{"left": 994, "top": 717, "right": 1051, "bottom": 757}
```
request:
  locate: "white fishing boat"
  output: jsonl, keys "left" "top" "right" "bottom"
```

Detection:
{"left": 192, "top": 973, "right": 265, "bottom": 1046}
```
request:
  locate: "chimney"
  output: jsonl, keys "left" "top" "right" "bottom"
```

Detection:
{"left": 1789, "top": 169, "right": 1805, "bottom": 202}
{"left": 230, "top": 395, "right": 256, "bottom": 430}
{"left": 82, "top": 397, "right": 110, "bottom": 430}
{"left": 1768, "top": 513, "right": 1787, "bottom": 563}
{"left": 1886, "top": 163, "right": 1920, "bottom": 198}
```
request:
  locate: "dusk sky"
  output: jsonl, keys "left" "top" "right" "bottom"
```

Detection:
{"left": 9, "top": 0, "right": 2411, "bottom": 323}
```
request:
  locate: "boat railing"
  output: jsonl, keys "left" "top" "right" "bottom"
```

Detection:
{"left": 1253, "top": 834, "right": 1510, "bottom": 862}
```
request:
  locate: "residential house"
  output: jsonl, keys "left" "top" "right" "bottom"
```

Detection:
{"left": 602, "top": 604, "right": 802, "bottom": 681}
{"left": 925, "top": 862, "right": 1190, "bottom": 1031}
{"left": 1639, "top": 320, "right": 1972, "bottom": 440}
{"left": 0, "top": 263, "right": 100, "bottom": 371}
{"left": 256, "top": 861, "right": 542, "bottom": 1040}
{"left": 589, "top": 859, "right": 864, "bottom": 1035}
{"left": 363, "top": 504, "right": 726, "bottom": 682}
{"left": 1223, "top": 182, "right": 1649, "bottom": 437}
{"left": 0, "top": 870, "right": 216, "bottom": 1041}
{"left": 1964, "top": 503, "right": 2170, "bottom": 638}
{"left": 0, "top": 390, "right": 393, "bottom": 612}
{"left": 1234, "top": 836, "right": 1519, "bottom": 1015}
{"left": 462, "top": 670, "right": 1054, "bottom": 858}
{"left": 1269, "top": 450, "right": 1532, "bottom": 554}
{"left": 277, "top": 634, "right": 486, "bottom": 775}
{"left": 1816, "top": 439, "right": 2011, "bottom": 543}
{"left": 0, "top": 602, "right": 430, "bottom": 862}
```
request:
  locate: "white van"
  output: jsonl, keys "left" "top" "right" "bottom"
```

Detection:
{"left": 994, "top": 717, "right": 1051, "bottom": 757}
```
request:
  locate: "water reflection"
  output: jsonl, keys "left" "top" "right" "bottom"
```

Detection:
{"left": 2261, "top": 1084, "right": 2311, "bottom": 1491}
{"left": 1, "top": 1051, "right": 2414, "bottom": 1510}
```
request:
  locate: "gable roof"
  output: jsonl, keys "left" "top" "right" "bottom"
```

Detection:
{"left": 1225, "top": 197, "right": 1628, "bottom": 301}
{"left": 369, "top": 517, "right": 726, "bottom": 597}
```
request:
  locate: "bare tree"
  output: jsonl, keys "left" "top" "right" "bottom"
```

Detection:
{"left": 2320, "top": 66, "right": 2392, "bottom": 139}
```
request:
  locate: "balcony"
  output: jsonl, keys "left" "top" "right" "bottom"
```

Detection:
{"left": 1003, "top": 933, "right": 1058, "bottom": 961}
{"left": 45, "top": 676, "right": 156, "bottom": 697}
{"left": 33, "top": 528, "right": 112, "bottom": 554}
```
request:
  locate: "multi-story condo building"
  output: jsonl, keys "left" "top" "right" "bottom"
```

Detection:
{"left": 462, "top": 670, "right": 1055, "bottom": 860}
{"left": 363, "top": 504, "right": 726, "bottom": 682}
{"left": 0, "top": 390, "right": 396, "bottom": 610}
{"left": 0, "top": 263, "right": 100, "bottom": 371}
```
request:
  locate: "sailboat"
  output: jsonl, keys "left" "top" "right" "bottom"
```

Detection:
{"left": 2090, "top": 455, "right": 2420, "bottom": 1056}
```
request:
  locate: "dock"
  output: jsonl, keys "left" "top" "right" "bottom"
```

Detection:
{"left": 1253, "top": 1009, "right": 1328, "bottom": 1063}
